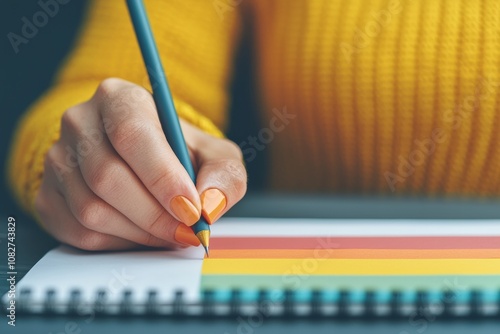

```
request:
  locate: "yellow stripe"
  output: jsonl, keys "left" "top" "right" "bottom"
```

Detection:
{"left": 202, "top": 259, "right": 500, "bottom": 275}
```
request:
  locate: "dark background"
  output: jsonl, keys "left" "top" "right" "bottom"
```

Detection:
{"left": 1, "top": 1, "right": 84, "bottom": 215}
{"left": 1, "top": 0, "right": 265, "bottom": 219}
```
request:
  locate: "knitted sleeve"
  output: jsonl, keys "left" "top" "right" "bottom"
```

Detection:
{"left": 8, "top": 0, "right": 241, "bottom": 213}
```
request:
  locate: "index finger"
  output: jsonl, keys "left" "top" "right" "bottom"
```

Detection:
{"left": 93, "top": 78, "right": 201, "bottom": 226}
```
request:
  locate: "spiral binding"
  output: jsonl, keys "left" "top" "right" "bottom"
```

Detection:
{"left": 5, "top": 288, "right": 500, "bottom": 318}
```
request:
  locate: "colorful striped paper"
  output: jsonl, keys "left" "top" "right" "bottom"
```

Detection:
{"left": 201, "top": 220, "right": 500, "bottom": 296}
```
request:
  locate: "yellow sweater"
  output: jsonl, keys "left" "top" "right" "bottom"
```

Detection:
{"left": 8, "top": 0, "right": 500, "bottom": 213}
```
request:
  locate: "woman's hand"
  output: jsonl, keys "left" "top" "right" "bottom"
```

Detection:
{"left": 34, "top": 78, "right": 247, "bottom": 251}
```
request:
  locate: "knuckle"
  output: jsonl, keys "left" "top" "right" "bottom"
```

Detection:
{"left": 86, "top": 160, "right": 121, "bottom": 195}
{"left": 44, "top": 145, "right": 60, "bottom": 170}
{"left": 141, "top": 233, "right": 159, "bottom": 247}
{"left": 223, "top": 139, "right": 244, "bottom": 160}
{"left": 224, "top": 158, "right": 247, "bottom": 181}
{"left": 223, "top": 159, "right": 247, "bottom": 198}
{"left": 95, "top": 78, "right": 123, "bottom": 100}
{"left": 44, "top": 144, "right": 72, "bottom": 182}
{"left": 205, "top": 159, "right": 247, "bottom": 200}
{"left": 61, "top": 107, "right": 83, "bottom": 134}
{"left": 77, "top": 231, "right": 108, "bottom": 251}
{"left": 77, "top": 198, "right": 107, "bottom": 230}
{"left": 103, "top": 85, "right": 152, "bottom": 117}
{"left": 111, "top": 118, "right": 149, "bottom": 153}
{"left": 125, "top": 85, "right": 152, "bottom": 105}
{"left": 148, "top": 168, "right": 178, "bottom": 193}
{"left": 146, "top": 209, "right": 170, "bottom": 235}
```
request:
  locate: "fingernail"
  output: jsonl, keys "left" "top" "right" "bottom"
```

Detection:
{"left": 201, "top": 189, "right": 227, "bottom": 224}
{"left": 170, "top": 195, "right": 200, "bottom": 226}
{"left": 174, "top": 224, "right": 200, "bottom": 246}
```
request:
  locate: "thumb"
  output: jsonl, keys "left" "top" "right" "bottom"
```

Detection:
{"left": 193, "top": 137, "right": 247, "bottom": 224}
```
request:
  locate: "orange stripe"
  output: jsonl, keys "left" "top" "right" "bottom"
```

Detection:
{"left": 208, "top": 249, "right": 500, "bottom": 259}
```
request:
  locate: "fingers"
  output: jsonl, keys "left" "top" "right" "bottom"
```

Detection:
{"left": 58, "top": 108, "right": 199, "bottom": 247}
{"left": 35, "top": 183, "right": 138, "bottom": 251}
{"left": 45, "top": 145, "right": 177, "bottom": 249}
{"left": 79, "top": 146, "right": 197, "bottom": 247}
{"left": 93, "top": 79, "right": 201, "bottom": 226}
{"left": 185, "top": 124, "right": 247, "bottom": 224}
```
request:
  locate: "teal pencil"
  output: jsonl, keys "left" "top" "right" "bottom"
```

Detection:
{"left": 126, "top": 0, "right": 210, "bottom": 255}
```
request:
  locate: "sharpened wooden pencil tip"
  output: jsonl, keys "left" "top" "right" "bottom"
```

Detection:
{"left": 196, "top": 230, "right": 210, "bottom": 257}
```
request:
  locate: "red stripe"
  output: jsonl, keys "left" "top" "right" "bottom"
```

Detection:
{"left": 210, "top": 237, "right": 500, "bottom": 250}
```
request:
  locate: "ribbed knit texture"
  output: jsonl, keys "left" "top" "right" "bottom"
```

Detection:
{"left": 252, "top": 0, "right": 500, "bottom": 194}
{"left": 8, "top": 0, "right": 500, "bottom": 214}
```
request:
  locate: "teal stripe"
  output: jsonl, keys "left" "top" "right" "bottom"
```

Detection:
{"left": 201, "top": 275, "right": 500, "bottom": 303}
{"left": 201, "top": 275, "right": 500, "bottom": 292}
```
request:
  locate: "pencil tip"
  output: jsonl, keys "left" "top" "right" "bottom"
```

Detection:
{"left": 196, "top": 230, "right": 210, "bottom": 257}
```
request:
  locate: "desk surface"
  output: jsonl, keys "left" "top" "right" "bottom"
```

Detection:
{"left": 2, "top": 194, "right": 500, "bottom": 333}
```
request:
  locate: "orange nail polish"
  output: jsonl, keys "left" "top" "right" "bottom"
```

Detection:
{"left": 201, "top": 189, "right": 227, "bottom": 224}
{"left": 174, "top": 224, "right": 200, "bottom": 246}
{"left": 170, "top": 196, "right": 200, "bottom": 226}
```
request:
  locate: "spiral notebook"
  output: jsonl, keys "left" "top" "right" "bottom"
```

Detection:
{"left": 4, "top": 218, "right": 500, "bottom": 318}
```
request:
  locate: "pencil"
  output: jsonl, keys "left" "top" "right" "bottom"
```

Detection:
{"left": 125, "top": 0, "right": 210, "bottom": 255}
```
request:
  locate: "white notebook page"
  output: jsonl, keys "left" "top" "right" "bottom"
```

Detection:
{"left": 6, "top": 218, "right": 500, "bottom": 306}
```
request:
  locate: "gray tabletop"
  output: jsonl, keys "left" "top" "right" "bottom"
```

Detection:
{"left": 2, "top": 194, "right": 500, "bottom": 333}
